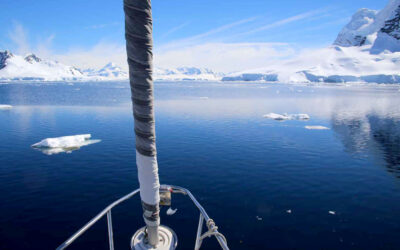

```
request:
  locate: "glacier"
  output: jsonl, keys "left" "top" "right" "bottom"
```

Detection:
{"left": 223, "top": 45, "right": 400, "bottom": 84}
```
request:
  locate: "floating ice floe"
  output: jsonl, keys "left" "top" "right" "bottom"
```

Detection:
{"left": 263, "top": 113, "right": 310, "bottom": 121}
{"left": 166, "top": 207, "right": 177, "bottom": 216}
{"left": 305, "top": 126, "right": 330, "bottom": 130}
{"left": 0, "top": 105, "right": 12, "bottom": 110}
{"left": 31, "top": 134, "right": 100, "bottom": 155}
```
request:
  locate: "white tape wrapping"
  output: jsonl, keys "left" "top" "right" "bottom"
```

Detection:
{"left": 136, "top": 150, "right": 160, "bottom": 206}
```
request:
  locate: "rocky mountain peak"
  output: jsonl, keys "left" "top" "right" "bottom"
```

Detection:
{"left": 381, "top": 3, "right": 400, "bottom": 40}
{"left": 333, "top": 8, "right": 378, "bottom": 47}
{"left": 0, "top": 50, "right": 14, "bottom": 70}
{"left": 334, "top": 0, "right": 400, "bottom": 53}
{"left": 24, "top": 54, "right": 42, "bottom": 64}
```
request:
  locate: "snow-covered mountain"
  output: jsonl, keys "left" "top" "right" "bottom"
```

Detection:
{"left": 1, "top": 0, "right": 399, "bottom": 84}
{"left": 223, "top": 0, "right": 400, "bottom": 84}
{"left": 334, "top": 0, "right": 400, "bottom": 53}
{"left": 334, "top": 8, "right": 379, "bottom": 47}
{"left": 83, "top": 62, "right": 128, "bottom": 80}
{"left": 0, "top": 51, "right": 84, "bottom": 81}
{"left": 371, "top": 0, "right": 400, "bottom": 53}
{"left": 154, "top": 67, "right": 222, "bottom": 81}
{"left": 0, "top": 51, "right": 222, "bottom": 82}
{"left": 222, "top": 45, "right": 400, "bottom": 83}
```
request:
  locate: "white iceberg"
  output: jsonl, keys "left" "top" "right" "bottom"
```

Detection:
{"left": 0, "top": 105, "right": 12, "bottom": 109}
{"left": 291, "top": 114, "right": 310, "bottom": 120}
{"left": 263, "top": 113, "right": 310, "bottom": 121}
{"left": 32, "top": 134, "right": 100, "bottom": 155}
{"left": 305, "top": 125, "right": 330, "bottom": 130}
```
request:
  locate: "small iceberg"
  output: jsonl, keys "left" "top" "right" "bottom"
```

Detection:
{"left": 0, "top": 105, "right": 12, "bottom": 110}
{"left": 305, "top": 126, "right": 330, "bottom": 130}
{"left": 263, "top": 113, "right": 310, "bottom": 121}
{"left": 32, "top": 134, "right": 100, "bottom": 155}
{"left": 166, "top": 207, "right": 177, "bottom": 216}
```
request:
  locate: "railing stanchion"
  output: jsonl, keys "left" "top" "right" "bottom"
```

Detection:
{"left": 56, "top": 186, "right": 228, "bottom": 249}
{"left": 195, "top": 213, "right": 204, "bottom": 250}
{"left": 107, "top": 210, "right": 114, "bottom": 250}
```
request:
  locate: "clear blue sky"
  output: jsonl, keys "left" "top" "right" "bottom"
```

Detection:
{"left": 0, "top": 0, "right": 387, "bottom": 71}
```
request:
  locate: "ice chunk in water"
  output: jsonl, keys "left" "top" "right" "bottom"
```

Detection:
{"left": 31, "top": 134, "right": 100, "bottom": 155}
{"left": 290, "top": 114, "right": 310, "bottom": 120}
{"left": 305, "top": 126, "right": 330, "bottom": 130}
{"left": 263, "top": 113, "right": 310, "bottom": 121}
{"left": 166, "top": 207, "right": 177, "bottom": 216}
{"left": 0, "top": 105, "right": 12, "bottom": 110}
{"left": 263, "top": 113, "right": 290, "bottom": 120}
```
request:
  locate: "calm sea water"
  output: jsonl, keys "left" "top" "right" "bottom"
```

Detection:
{"left": 1, "top": 81, "right": 400, "bottom": 249}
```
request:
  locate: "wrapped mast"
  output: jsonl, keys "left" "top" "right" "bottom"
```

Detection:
{"left": 124, "top": 0, "right": 160, "bottom": 247}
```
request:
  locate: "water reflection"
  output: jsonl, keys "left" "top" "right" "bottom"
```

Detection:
{"left": 332, "top": 113, "right": 400, "bottom": 178}
{"left": 369, "top": 116, "right": 400, "bottom": 177}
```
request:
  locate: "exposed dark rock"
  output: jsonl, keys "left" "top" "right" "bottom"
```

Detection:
{"left": 0, "top": 50, "right": 13, "bottom": 70}
{"left": 381, "top": 4, "right": 400, "bottom": 40}
{"left": 24, "top": 54, "right": 42, "bottom": 64}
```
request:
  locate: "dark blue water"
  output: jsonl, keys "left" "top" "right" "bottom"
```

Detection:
{"left": 1, "top": 81, "right": 400, "bottom": 249}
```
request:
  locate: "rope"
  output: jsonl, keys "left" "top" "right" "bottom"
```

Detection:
{"left": 197, "top": 219, "right": 227, "bottom": 249}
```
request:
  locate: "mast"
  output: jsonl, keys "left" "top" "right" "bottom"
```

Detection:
{"left": 124, "top": 0, "right": 160, "bottom": 247}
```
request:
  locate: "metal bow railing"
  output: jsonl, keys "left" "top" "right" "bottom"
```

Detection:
{"left": 56, "top": 185, "right": 229, "bottom": 250}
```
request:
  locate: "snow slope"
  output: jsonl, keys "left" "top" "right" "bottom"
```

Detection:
{"left": 0, "top": 51, "right": 85, "bottom": 81}
{"left": 0, "top": 51, "right": 222, "bottom": 82}
{"left": 83, "top": 62, "right": 128, "bottom": 80}
{"left": 334, "top": 8, "right": 379, "bottom": 47}
{"left": 154, "top": 67, "right": 222, "bottom": 81}
{"left": 223, "top": 45, "right": 400, "bottom": 83}
{"left": 371, "top": 1, "right": 400, "bottom": 53}
{"left": 334, "top": 0, "right": 400, "bottom": 50}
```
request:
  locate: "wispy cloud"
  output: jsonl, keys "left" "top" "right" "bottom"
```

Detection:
{"left": 36, "top": 34, "right": 56, "bottom": 58}
{"left": 159, "top": 17, "right": 257, "bottom": 49}
{"left": 237, "top": 9, "right": 329, "bottom": 37}
{"left": 7, "top": 22, "right": 55, "bottom": 56}
{"left": 160, "top": 21, "right": 191, "bottom": 39}
{"left": 54, "top": 42, "right": 127, "bottom": 70}
{"left": 155, "top": 42, "right": 296, "bottom": 72}
{"left": 8, "top": 22, "right": 30, "bottom": 55}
